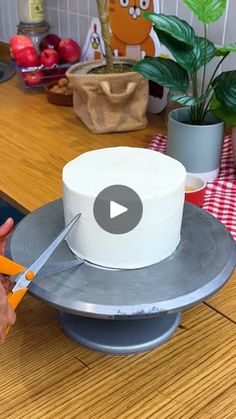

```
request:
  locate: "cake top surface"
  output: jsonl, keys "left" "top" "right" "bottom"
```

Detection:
{"left": 63, "top": 147, "right": 186, "bottom": 197}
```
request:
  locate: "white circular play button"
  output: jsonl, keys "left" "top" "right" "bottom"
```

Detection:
{"left": 110, "top": 201, "right": 128, "bottom": 219}
{"left": 93, "top": 185, "right": 143, "bottom": 234}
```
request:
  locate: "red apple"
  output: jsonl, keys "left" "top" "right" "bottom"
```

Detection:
{"left": 40, "top": 48, "right": 60, "bottom": 67}
{"left": 58, "top": 38, "right": 81, "bottom": 63}
{"left": 16, "top": 46, "right": 39, "bottom": 67}
{"left": 9, "top": 34, "right": 34, "bottom": 59}
{"left": 23, "top": 70, "right": 44, "bottom": 86}
{"left": 39, "top": 33, "right": 61, "bottom": 51}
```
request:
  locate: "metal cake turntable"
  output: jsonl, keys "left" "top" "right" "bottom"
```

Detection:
{"left": 7, "top": 200, "right": 235, "bottom": 354}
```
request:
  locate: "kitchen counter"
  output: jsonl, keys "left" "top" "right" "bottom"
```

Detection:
{"left": 0, "top": 43, "right": 236, "bottom": 419}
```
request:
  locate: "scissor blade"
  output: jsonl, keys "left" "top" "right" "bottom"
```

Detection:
{"left": 12, "top": 214, "right": 81, "bottom": 292}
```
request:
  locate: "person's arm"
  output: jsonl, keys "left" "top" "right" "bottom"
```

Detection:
{"left": 0, "top": 218, "right": 16, "bottom": 343}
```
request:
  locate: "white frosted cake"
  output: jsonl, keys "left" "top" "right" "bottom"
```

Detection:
{"left": 63, "top": 147, "right": 186, "bottom": 269}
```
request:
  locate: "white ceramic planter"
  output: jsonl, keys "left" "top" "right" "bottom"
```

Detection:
{"left": 147, "top": 84, "right": 168, "bottom": 114}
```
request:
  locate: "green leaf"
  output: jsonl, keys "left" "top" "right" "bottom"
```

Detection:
{"left": 143, "top": 13, "right": 196, "bottom": 47}
{"left": 154, "top": 29, "right": 192, "bottom": 72}
{"left": 133, "top": 57, "right": 189, "bottom": 91}
{"left": 182, "top": 0, "right": 226, "bottom": 24}
{"left": 210, "top": 96, "right": 236, "bottom": 125}
{"left": 215, "top": 43, "right": 236, "bottom": 56}
{"left": 169, "top": 93, "right": 209, "bottom": 106}
{"left": 155, "top": 30, "right": 215, "bottom": 73}
{"left": 194, "top": 37, "right": 216, "bottom": 68}
{"left": 212, "top": 71, "right": 236, "bottom": 111}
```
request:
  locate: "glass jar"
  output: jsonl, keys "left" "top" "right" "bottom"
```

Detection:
{"left": 18, "top": 0, "right": 45, "bottom": 24}
{"left": 18, "top": 21, "right": 50, "bottom": 51}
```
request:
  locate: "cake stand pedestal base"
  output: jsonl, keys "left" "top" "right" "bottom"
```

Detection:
{"left": 59, "top": 312, "right": 181, "bottom": 354}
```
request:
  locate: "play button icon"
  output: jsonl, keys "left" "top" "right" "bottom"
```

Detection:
{"left": 93, "top": 185, "right": 143, "bottom": 234}
{"left": 110, "top": 201, "right": 128, "bottom": 219}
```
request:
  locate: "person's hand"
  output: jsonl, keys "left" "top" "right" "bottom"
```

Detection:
{"left": 0, "top": 282, "right": 16, "bottom": 343}
{"left": 0, "top": 218, "right": 16, "bottom": 342}
{"left": 0, "top": 217, "right": 14, "bottom": 256}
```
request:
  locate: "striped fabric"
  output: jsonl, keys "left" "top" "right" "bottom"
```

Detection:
{"left": 148, "top": 134, "right": 236, "bottom": 240}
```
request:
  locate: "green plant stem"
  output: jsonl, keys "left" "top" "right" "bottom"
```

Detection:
{"left": 205, "top": 52, "right": 230, "bottom": 92}
{"left": 197, "top": 53, "right": 229, "bottom": 123}
{"left": 190, "top": 71, "right": 198, "bottom": 123}
{"left": 193, "top": 24, "right": 208, "bottom": 124}
{"left": 195, "top": 104, "right": 203, "bottom": 123}
{"left": 197, "top": 100, "right": 207, "bottom": 125}
{"left": 201, "top": 91, "right": 215, "bottom": 121}
{"left": 201, "top": 23, "right": 208, "bottom": 96}
{"left": 198, "top": 102, "right": 208, "bottom": 123}
{"left": 197, "top": 51, "right": 229, "bottom": 124}
{"left": 192, "top": 71, "right": 198, "bottom": 97}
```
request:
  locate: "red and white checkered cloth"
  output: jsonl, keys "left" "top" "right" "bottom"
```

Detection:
{"left": 148, "top": 134, "right": 236, "bottom": 240}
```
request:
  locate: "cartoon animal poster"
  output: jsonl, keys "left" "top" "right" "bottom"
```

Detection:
{"left": 109, "top": 0, "right": 160, "bottom": 59}
{"left": 82, "top": 0, "right": 161, "bottom": 61}
{"left": 82, "top": 18, "right": 105, "bottom": 61}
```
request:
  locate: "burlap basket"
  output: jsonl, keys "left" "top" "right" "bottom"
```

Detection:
{"left": 66, "top": 59, "right": 148, "bottom": 134}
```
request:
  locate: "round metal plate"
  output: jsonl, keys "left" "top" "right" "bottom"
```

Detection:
{"left": 7, "top": 200, "right": 235, "bottom": 319}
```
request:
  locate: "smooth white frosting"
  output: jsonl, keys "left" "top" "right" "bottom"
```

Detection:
{"left": 63, "top": 147, "right": 186, "bottom": 269}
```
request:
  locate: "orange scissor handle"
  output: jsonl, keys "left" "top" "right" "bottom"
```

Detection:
{"left": 5, "top": 288, "right": 28, "bottom": 335}
{"left": 0, "top": 255, "right": 25, "bottom": 276}
{"left": 7, "top": 288, "right": 28, "bottom": 311}
{"left": 0, "top": 255, "right": 27, "bottom": 336}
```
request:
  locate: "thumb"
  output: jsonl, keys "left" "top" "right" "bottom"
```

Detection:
{"left": 7, "top": 304, "right": 16, "bottom": 326}
{"left": 0, "top": 218, "right": 14, "bottom": 238}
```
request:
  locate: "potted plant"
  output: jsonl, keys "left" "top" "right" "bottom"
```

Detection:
{"left": 133, "top": 0, "right": 236, "bottom": 181}
{"left": 66, "top": 0, "right": 148, "bottom": 134}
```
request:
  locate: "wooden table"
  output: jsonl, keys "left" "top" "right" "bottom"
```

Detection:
{"left": 0, "top": 44, "right": 235, "bottom": 419}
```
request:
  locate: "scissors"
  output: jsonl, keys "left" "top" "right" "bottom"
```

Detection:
{"left": 0, "top": 213, "right": 81, "bottom": 334}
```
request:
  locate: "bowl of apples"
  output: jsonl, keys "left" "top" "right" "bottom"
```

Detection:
{"left": 10, "top": 33, "right": 81, "bottom": 88}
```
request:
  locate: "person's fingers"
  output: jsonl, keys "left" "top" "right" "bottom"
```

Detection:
{"left": 0, "top": 274, "right": 7, "bottom": 285}
{"left": 0, "top": 314, "right": 7, "bottom": 343}
{"left": 1, "top": 278, "right": 12, "bottom": 290}
{"left": 0, "top": 305, "right": 15, "bottom": 344}
{"left": 0, "top": 276, "right": 15, "bottom": 292}
{"left": 0, "top": 217, "right": 14, "bottom": 256}
{"left": 0, "top": 218, "right": 14, "bottom": 238}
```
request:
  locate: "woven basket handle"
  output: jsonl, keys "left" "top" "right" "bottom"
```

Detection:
{"left": 99, "top": 81, "right": 137, "bottom": 104}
